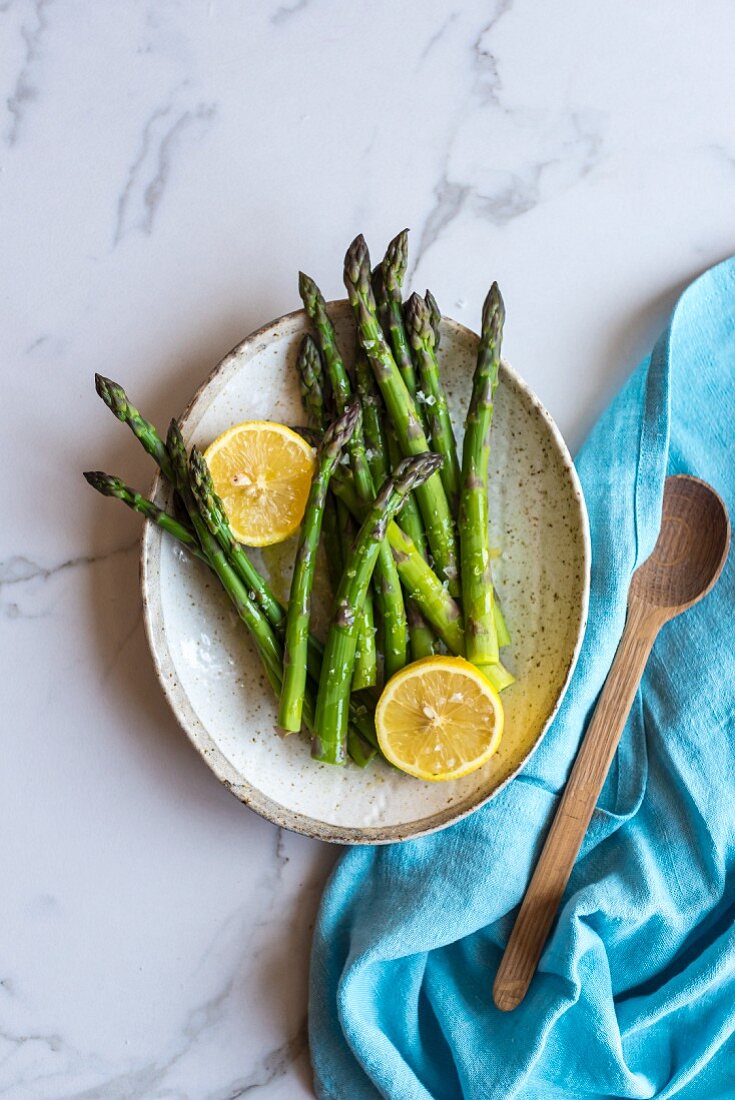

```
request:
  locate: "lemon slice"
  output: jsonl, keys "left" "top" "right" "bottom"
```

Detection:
{"left": 376, "top": 656, "right": 504, "bottom": 781}
{"left": 204, "top": 422, "right": 316, "bottom": 546}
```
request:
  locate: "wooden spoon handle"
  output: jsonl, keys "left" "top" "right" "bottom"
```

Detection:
{"left": 493, "top": 599, "right": 660, "bottom": 1012}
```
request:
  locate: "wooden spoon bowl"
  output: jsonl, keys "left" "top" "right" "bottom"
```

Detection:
{"left": 631, "top": 476, "right": 730, "bottom": 614}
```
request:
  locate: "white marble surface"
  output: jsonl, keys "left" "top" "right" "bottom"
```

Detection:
{"left": 3, "top": 1, "right": 735, "bottom": 1096}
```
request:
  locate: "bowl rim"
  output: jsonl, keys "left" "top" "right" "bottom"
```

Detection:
{"left": 140, "top": 301, "right": 591, "bottom": 844}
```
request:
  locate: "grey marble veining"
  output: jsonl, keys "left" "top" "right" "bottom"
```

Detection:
{"left": 414, "top": 5, "right": 609, "bottom": 276}
{"left": 270, "top": 0, "right": 311, "bottom": 27}
{"left": 3, "top": 0, "right": 735, "bottom": 1095}
{"left": 5, "top": 0, "right": 53, "bottom": 146}
{"left": 114, "top": 97, "right": 217, "bottom": 245}
{"left": 417, "top": 12, "right": 460, "bottom": 67}
{"left": 0, "top": 544, "right": 139, "bottom": 619}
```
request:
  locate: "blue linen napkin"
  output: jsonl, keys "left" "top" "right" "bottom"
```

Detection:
{"left": 309, "top": 256, "right": 735, "bottom": 1099}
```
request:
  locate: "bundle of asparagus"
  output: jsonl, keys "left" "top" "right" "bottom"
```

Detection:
{"left": 85, "top": 229, "right": 513, "bottom": 772}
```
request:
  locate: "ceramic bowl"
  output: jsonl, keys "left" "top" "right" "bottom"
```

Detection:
{"left": 141, "top": 303, "right": 590, "bottom": 843}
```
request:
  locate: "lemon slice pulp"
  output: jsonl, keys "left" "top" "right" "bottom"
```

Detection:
{"left": 204, "top": 421, "right": 315, "bottom": 547}
{"left": 376, "top": 656, "right": 504, "bottom": 781}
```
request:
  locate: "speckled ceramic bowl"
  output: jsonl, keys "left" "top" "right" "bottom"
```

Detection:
{"left": 141, "top": 303, "right": 590, "bottom": 844}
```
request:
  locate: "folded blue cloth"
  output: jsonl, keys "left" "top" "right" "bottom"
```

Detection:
{"left": 309, "top": 257, "right": 735, "bottom": 1099}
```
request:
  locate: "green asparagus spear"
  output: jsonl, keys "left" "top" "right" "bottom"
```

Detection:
{"left": 300, "top": 270, "right": 379, "bottom": 501}
{"left": 383, "top": 426, "right": 436, "bottom": 659}
{"left": 374, "top": 531, "right": 408, "bottom": 678}
{"left": 371, "top": 262, "right": 390, "bottom": 336}
{"left": 89, "top": 380, "right": 379, "bottom": 757}
{"left": 343, "top": 235, "right": 460, "bottom": 595}
{"left": 295, "top": 319, "right": 379, "bottom": 688}
{"left": 279, "top": 403, "right": 360, "bottom": 732}
{"left": 459, "top": 282, "right": 505, "bottom": 674}
{"left": 331, "top": 471, "right": 463, "bottom": 654}
{"left": 354, "top": 345, "right": 387, "bottom": 487}
{"left": 298, "top": 273, "right": 372, "bottom": 493}
{"left": 425, "top": 289, "right": 442, "bottom": 350}
{"left": 295, "top": 331, "right": 347, "bottom": 591}
{"left": 384, "top": 504, "right": 513, "bottom": 690}
{"left": 347, "top": 590, "right": 378, "bottom": 686}
{"left": 405, "top": 292, "right": 461, "bottom": 515}
{"left": 84, "top": 463, "right": 325, "bottom": 670}
{"left": 83, "top": 470, "right": 366, "bottom": 680}
{"left": 298, "top": 272, "right": 383, "bottom": 685}
{"left": 165, "top": 422, "right": 285, "bottom": 689}
{"left": 185, "top": 443, "right": 381, "bottom": 742}
{"left": 346, "top": 729, "right": 377, "bottom": 768}
{"left": 354, "top": 346, "right": 410, "bottom": 677}
{"left": 379, "top": 229, "right": 422, "bottom": 403}
{"left": 313, "top": 453, "right": 443, "bottom": 765}
{"left": 382, "top": 229, "right": 408, "bottom": 293}
{"left": 189, "top": 438, "right": 328, "bottom": 677}
{"left": 188, "top": 447, "right": 287, "bottom": 630}
{"left": 321, "top": 495, "right": 344, "bottom": 592}
{"left": 95, "top": 375, "right": 174, "bottom": 483}
{"left": 299, "top": 271, "right": 408, "bottom": 681}
{"left": 377, "top": 232, "right": 437, "bottom": 652}
{"left": 494, "top": 598, "right": 511, "bottom": 649}
{"left": 83, "top": 471, "right": 204, "bottom": 561}
{"left": 83, "top": 460, "right": 389, "bottom": 752}
{"left": 352, "top": 629, "right": 378, "bottom": 686}
{"left": 298, "top": 274, "right": 351, "bottom": 412}
{"left": 296, "top": 335, "right": 329, "bottom": 430}
{"left": 180, "top": 429, "right": 378, "bottom": 758}
{"left": 332, "top": 468, "right": 513, "bottom": 690}
{"left": 382, "top": 412, "right": 427, "bottom": 553}
{"left": 327, "top": 510, "right": 377, "bottom": 694}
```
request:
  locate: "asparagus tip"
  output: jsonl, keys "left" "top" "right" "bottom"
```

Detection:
{"left": 189, "top": 443, "right": 207, "bottom": 481}
{"left": 374, "top": 452, "right": 444, "bottom": 513}
{"left": 404, "top": 291, "right": 433, "bottom": 345}
{"left": 166, "top": 419, "right": 187, "bottom": 478}
{"left": 383, "top": 229, "right": 410, "bottom": 290}
{"left": 386, "top": 228, "right": 409, "bottom": 250}
{"left": 344, "top": 234, "right": 371, "bottom": 294}
{"left": 424, "top": 289, "right": 442, "bottom": 348}
{"left": 298, "top": 332, "right": 321, "bottom": 373}
{"left": 481, "top": 281, "right": 505, "bottom": 337}
{"left": 322, "top": 400, "right": 361, "bottom": 454}
{"left": 94, "top": 373, "right": 128, "bottom": 418}
{"left": 188, "top": 445, "right": 214, "bottom": 512}
{"left": 395, "top": 451, "right": 444, "bottom": 491}
{"left": 299, "top": 271, "right": 325, "bottom": 315}
{"left": 83, "top": 470, "right": 117, "bottom": 495}
{"left": 405, "top": 290, "right": 423, "bottom": 315}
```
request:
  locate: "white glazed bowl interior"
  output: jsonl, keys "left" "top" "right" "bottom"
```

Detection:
{"left": 141, "top": 303, "right": 590, "bottom": 843}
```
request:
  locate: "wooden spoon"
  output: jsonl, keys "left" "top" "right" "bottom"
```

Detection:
{"left": 493, "top": 475, "right": 730, "bottom": 1012}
